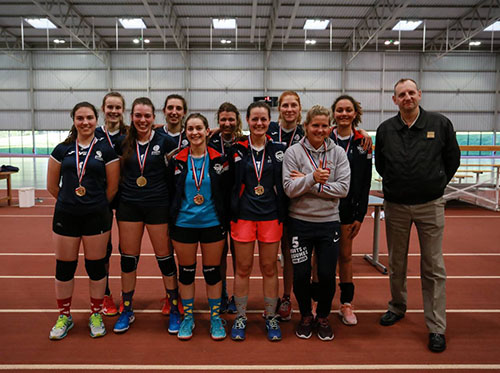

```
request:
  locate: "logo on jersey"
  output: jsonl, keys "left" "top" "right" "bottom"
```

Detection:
{"left": 152, "top": 145, "right": 161, "bottom": 155}
{"left": 357, "top": 145, "right": 367, "bottom": 154}
{"left": 181, "top": 139, "right": 189, "bottom": 148}
{"left": 95, "top": 150, "right": 103, "bottom": 161}
{"left": 233, "top": 152, "right": 242, "bottom": 163}
{"left": 271, "top": 131, "right": 278, "bottom": 136}
{"left": 275, "top": 150, "right": 284, "bottom": 162}
{"left": 174, "top": 165, "right": 182, "bottom": 175}
{"left": 294, "top": 134, "right": 301, "bottom": 141}
{"left": 213, "top": 163, "right": 223, "bottom": 174}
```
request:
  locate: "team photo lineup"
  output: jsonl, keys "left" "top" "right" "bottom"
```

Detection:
{"left": 46, "top": 78, "right": 459, "bottom": 353}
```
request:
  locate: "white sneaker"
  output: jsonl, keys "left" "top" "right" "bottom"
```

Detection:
{"left": 49, "top": 315, "right": 74, "bottom": 340}
{"left": 89, "top": 312, "right": 107, "bottom": 338}
{"left": 339, "top": 303, "right": 358, "bottom": 326}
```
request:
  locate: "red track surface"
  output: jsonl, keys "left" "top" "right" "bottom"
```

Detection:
{"left": 1, "top": 190, "right": 500, "bottom": 371}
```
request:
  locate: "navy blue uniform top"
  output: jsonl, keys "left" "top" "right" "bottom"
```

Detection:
{"left": 115, "top": 132, "right": 177, "bottom": 206}
{"left": 154, "top": 126, "right": 189, "bottom": 151}
{"left": 267, "top": 121, "right": 304, "bottom": 148}
{"left": 95, "top": 125, "right": 124, "bottom": 149}
{"left": 50, "top": 137, "right": 118, "bottom": 215}
{"left": 208, "top": 133, "right": 235, "bottom": 156}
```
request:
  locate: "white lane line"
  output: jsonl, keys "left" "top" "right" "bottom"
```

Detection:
{"left": 1, "top": 275, "right": 499, "bottom": 280}
{"left": 1, "top": 364, "right": 500, "bottom": 370}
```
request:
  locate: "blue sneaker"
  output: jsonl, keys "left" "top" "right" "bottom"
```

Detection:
{"left": 210, "top": 317, "right": 226, "bottom": 340}
{"left": 231, "top": 315, "right": 247, "bottom": 341}
{"left": 227, "top": 296, "right": 237, "bottom": 314}
{"left": 113, "top": 310, "right": 135, "bottom": 333}
{"left": 178, "top": 316, "right": 195, "bottom": 340}
{"left": 266, "top": 316, "right": 282, "bottom": 341}
{"left": 168, "top": 311, "right": 181, "bottom": 334}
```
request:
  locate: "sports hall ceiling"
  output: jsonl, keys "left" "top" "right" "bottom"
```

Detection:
{"left": 0, "top": 0, "right": 499, "bottom": 57}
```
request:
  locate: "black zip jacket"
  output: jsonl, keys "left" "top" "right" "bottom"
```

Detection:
{"left": 229, "top": 136, "right": 288, "bottom": 223}
{"left": 168, "top": 146, "right": 231, "bottom": 229}
{"left": 375, "top": 107, "right": 460, "bottom": 205}
{"left": 331, "top": 129, "right": 372, "bottom": 223}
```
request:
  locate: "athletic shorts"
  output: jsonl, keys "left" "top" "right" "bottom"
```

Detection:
{"left": 230, "top": 219, "right": 282, "bottom": 243}
{"left": 116, "top": 201, "right": 169, "bottom": 225}
{"left": 170, "top": 224, "right": 226, "bottom": 244}
{"left": 52, "top": 207, "right": 112, "bottom": 237}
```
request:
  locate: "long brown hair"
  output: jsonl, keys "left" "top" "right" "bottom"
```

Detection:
{"left": 63, "top": 102, "right": 98, "bottom": 145}
{"left": 331, "top": 94, "right": 363, "bottom": 128}
{"left": 163, "top": 94, "right": 187, "bottom": 129}
{"left": 102, "top": 91, "right": 127, "bottom": 134}
{"left": 216, "top": 102, "right": 243, "bottom": 139}
{"left": 121, "top": 97, "right": 155, "bottom": 160}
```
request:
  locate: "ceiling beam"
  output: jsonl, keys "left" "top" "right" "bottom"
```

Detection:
{"left": 0, "top": 25, "right": 28, "bottom": 63}
{"left": 283, "top": 0, "right": 300, "bottom": 44}
{"left": 265, "top": 0, "right": 281, "bottom": 60}
{"left": 426, "top": 0, "right": 500, "bottom": 58}
{"left": 159, "top": 0, "right": 187, "bottom": 62}
{"left": 30, "top": 0, "right": 108, "bottom": 60}
{"left": 142, "top": 0, "right": 167, "bottom": 47}
{"left": 344, "top": 0, "right": 411, "bottom": 65}
{"left": 250, "top": 0, "right": 258, "bottom": 43}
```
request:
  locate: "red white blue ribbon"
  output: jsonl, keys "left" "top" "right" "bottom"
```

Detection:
{"left": 301, "top": 141, "right": 327, "bottom": 192}
{"left": 75, "top": 137, "right": 97, "bottom": 186}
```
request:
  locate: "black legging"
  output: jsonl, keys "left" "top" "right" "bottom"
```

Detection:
{"left": 289, "top": 218, "right": 340, "bottom": 318}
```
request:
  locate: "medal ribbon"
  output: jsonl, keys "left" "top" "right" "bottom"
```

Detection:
{"left": 332, "top": 129, "right": 353, "bottom": 154}
{"left": 301, "top": 140, "right": 327, "bottom": 192}
{"left": 136, "top": 140, "right": 151, "bottom": 176}
{"left": 248, "top": 136, "right": 266, "bottom": 187}
{"left": 75, "top": 137, "right": 97, "bottom": 186}
{"left": 279, "top": 125, "right": 298, "bottom": 148}
{"left": 189, "top": 148, "right": 207, "bottom": 193}
{"left": 103, "top": 126, "right": 113, "bottom": 148}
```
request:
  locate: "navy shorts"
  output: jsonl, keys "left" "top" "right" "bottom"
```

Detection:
{"left": 170, "top": 224, "right": 226, "bottom": 244}
{"left": 116, "top": 201, "right": 169, "bottom": 225}
{"left": 53, "top": 207, "right": 112, "bottom": 237}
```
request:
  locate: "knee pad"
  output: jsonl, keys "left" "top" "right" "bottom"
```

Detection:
{"left": 120, "top": 253, "right": 140, "bottom": 273}
{"left": 55, "top": 260, "right": 78, "bottom": 282}
{"left": 179, "top": 264, "right": 196, "bottom": 285}
{"left": 202, "top": 265, "right": 221, "bottom": 285}
{"left": 84, "top": 258, "right": 107, "bottom": 281}
{"left": 156, "top": 254, "right": 177, "bottom": 277}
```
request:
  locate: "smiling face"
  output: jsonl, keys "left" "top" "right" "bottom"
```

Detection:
{"left": 131, "top": 104, "right": 155, "bottom": 139}
{"left": 103, "top": 96, "right": 124, "bottom": 129}
{"left": 393, "top": 80, "right": 421, "bottom": 114}
{"left": 279, "top": 94, "right": 301, "bottom": 126}
{"left": 74, "top": 107, "right": 97, "bottom": 139}
{"left": 247, "top": 107, "right": 270, "bottom": 138}
{"left": 185, "top": 117, "right": 209, "bottom": 148}
{"left": 218, "top": 110, "right": 237, "bottom": 137}
{"left": 333, "top": 99, "right": 357, "bottom": 130}
{"left": 304, "top": 115, "right": 331, "bottom": 149}
{"left": 164, "top": 98, "right": 186, "bottom": 128}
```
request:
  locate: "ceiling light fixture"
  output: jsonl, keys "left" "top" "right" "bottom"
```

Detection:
{"left": 303, "top": 19, "right": 329, "bottom": 30}
{"left": 484, "top": 21, "right": 500, "bottom": 31}
{"left": 384, "top": 40, "right": 392, "bottom": 45}
{"left": 393, "top": 40, "right": 400, "bottom": 45}
{"left": 392, "top": 20, "right": 422, "bottom": 31}
{"left": 25, "top": 18, "right": 57, "bottom": 29}
{"left": 213, "top": 19, "right": 236, "bottom": 29}
{"left": 53, "top": 39, "right": 65, "bottom": 44}
{"left": 221, "top": 39, "right": 232, "bottom": 44}
{"left": 469, "top": 41, "right": 481, "bottom": 46}
{"left": 119, "top": 18, "right": 146, "bottom": 29}
{"left": 305, "top": 39, "right": 317, "bottom": 45}
{"left": 144, "top": 39, "right": 150, "bottom": 44}
{"left": 133, "top": 38, "right": 140, "bottom": 44}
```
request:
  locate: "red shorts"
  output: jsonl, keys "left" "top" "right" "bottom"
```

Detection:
{"left": 230, "top": 219, "right": 283, "bottom": 243}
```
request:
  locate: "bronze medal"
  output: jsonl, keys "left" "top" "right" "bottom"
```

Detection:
{"left": 254, "top": 184, "right": 265, "bottom": 196}
{"left": 75, "top": 185, "right": 86, "bottom": 197}
{"left": 136, "top": 176, "right": 147, "bottom": 187}
{"left": 193, "top": 194, "right": 205, "bottom": 205}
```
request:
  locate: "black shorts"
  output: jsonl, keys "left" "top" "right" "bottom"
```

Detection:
{"left": 53, "top": 207, "right": 112, "bottom": 237}
{"left": 116, "top": 201, "right": 169, "bottom": 225}
{"left": 170, "top": 224, "right": 226, "bottom": 244}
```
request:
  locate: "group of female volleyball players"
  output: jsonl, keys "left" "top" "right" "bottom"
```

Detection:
{"left": 47, "top": 90, "right": 372, "bottom": 342}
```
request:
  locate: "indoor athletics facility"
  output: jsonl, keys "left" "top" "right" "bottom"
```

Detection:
{"left": 0, "top": 0, "right": 499, "bottom": 371}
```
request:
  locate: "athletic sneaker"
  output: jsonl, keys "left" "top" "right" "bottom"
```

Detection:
{"left": 231, "top": 315, "right": 247, "bottom": 341}
{"left": 210, "top": 317, "right": 226, "bottom": 340}
{"left": 178, "top": 317, "right": 195, "bottom": 340}
{"left": 119, "top": 299, "right": 124, "bottom": 314}
{"left": 161, "top": 296, "right": 184, "bottom": 316}
{"left": 102, "top": 294, "right": 118, "bottom": 316}
{"left": 168, "top": 311, "right": 181, "bottom": 334}
{"left": 295, "top": 315, "right": 314, "bottom": 339}
{"left": 89, "top": 312, "right": 107, "bottom": 338}
{"left": 227, "top": 296, "right": 237, "bottom": 314}
{"left": 339, "top": 303, "right": 358, "bottom": 326}
{"left": 113, "top": 310, "right": 135, "bottom": 333}
{"left": 278, "top": 297, "right": 292, "bottom": 321}
{"left": 265, "top": 316, "right": 282, "bottom": 342}
{"left": 49, "top": 315, "right": 74, "bottom": 340}
{"left": 316, "top": 316, "right": 334, "bottom": 341}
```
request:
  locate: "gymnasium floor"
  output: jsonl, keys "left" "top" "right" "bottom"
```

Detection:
{"left": 1, "top": 157, "right": 500, "bottom": 371}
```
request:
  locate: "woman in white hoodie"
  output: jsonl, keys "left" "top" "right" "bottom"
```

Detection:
{"left": 282, "top": 105, "right": 350, "bottom": 341}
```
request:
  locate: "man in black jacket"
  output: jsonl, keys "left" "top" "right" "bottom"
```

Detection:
{"left": 375, "top": 78, "right": 460, "bottom": 353}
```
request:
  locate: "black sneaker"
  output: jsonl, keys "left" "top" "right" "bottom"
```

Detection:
{"left": 316, "top": 316, "right": 334, "bottom": 341}
{"left": 428, "top": 333, "right": 446, "bottom": 353}
{"left": 295, "top": 315, "right": 314, "bottom": 339}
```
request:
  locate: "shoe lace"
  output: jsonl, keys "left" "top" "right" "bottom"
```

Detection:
{"left": 279, "top": 299, "right": 291, "bottom": 311}
{"left": 211, "top": 317, "right": 223, "bottom": 330}
{"left": 54, "top": 315, "right": 68, "bottom": 329}
{"left": 267, "top": 316, "right": 280, "bottom": 330}
{"left": 341, "top": 303, "right": 354, "bottom": 315}
{"left": 90, "top": 313, "right": 103, "bottom": 328}
{"left": 234, "top": 316, "right": 247, "bottom": 329}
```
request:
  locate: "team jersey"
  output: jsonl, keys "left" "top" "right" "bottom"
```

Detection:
{"left": 175, "top": 153, "right": 220, "bottom": 228}
{"left": 115, "top": 131, "right": 177, "bottom": 206}
{"left": 154, "top": 126, "right": 189, "bottom": 150}
{"left": 208, "top": 133, "right": 234, "bottom": 156}
{"left": 95, "top": 125, "right": 123, "bottom": 149}
{"left": 50, "top": 137, "right": 118, "bottom": 215}
{"left": 267, "top": 121, "right": 304, "bottom": 148}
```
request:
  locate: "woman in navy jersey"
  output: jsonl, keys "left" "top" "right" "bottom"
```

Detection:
{"left": 229, "top": 101, "right": 287, "bottom": 342}
{"left": 47, "top": 102, "right": 120, "bottom": 340}
{"left": 208, "top": 102, "right": 243, "bottom": 314}
{"left": 267, "top": 91, "right": 304, "bottom": 321}
{"left": 283, "top": 105, "right": 350, "bottom": 341}
{"left": 113, "top": 97, "right": 182, "bottom": 335}
{"left": 94, "top": 91, "right": 127, "bottom": 317}
{"left": 330, "top": 95, "right": 372, "bottom": 326}
{"left": 155, "top": 94, "right": 189, "bottom": 152}
{"left": 169, "top": 113, "right": 231, "bottom": 340}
